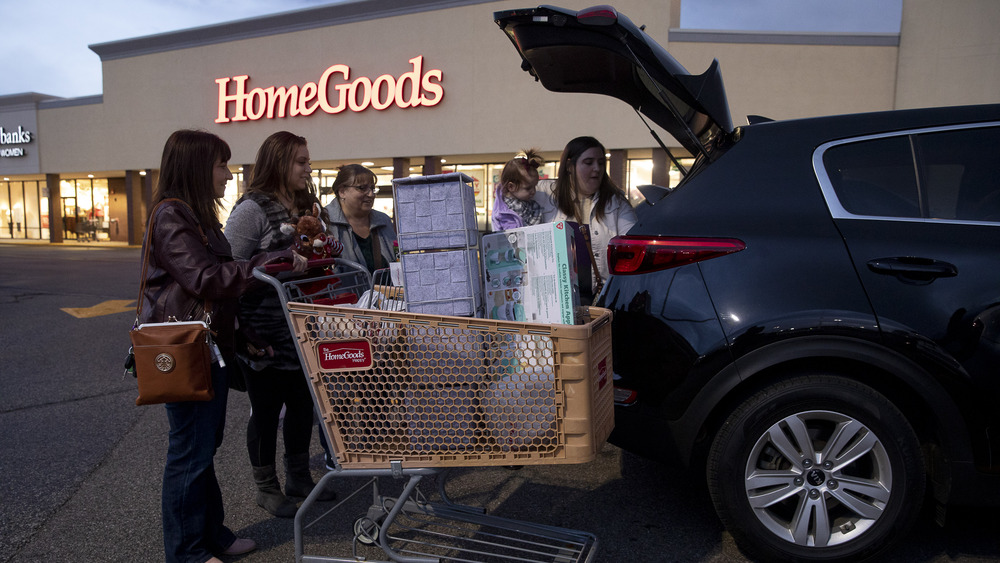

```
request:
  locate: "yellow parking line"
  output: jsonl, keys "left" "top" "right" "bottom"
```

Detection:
{"left": 61, "top": 300, "right": 135, "bottom": 319}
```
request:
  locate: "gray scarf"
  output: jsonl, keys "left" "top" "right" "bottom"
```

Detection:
{"left": 503, "top": 193, "right": 542, "bottom": 226}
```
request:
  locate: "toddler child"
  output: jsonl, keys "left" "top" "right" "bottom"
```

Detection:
{"left": 491, "top": 149, "right": 544, "bottom": 231}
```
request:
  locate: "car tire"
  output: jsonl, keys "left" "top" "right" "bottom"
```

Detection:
{"left": 707, "top": 374, "right": 925, "bottom": 563}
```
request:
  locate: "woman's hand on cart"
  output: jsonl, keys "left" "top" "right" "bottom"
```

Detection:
{"left": 262, "top": 256, "right": 336, "bottom": 275}
{"left": 291, "top": 253, "right": 309, "bottom": 273}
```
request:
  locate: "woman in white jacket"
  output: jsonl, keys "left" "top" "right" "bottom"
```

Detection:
{"left": 534, "top": 136, "right": 636, "bottom": 296}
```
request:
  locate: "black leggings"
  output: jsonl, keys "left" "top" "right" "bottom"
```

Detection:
{"left": 244, "top": 363, "right": 314, "bottom": 467}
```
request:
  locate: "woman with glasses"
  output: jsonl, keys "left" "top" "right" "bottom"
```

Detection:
{"left": 225, "top": 131, "right": 335, "bottom": 519}
{"left": 325, "top": 164, "right": 398, "bottom": 273}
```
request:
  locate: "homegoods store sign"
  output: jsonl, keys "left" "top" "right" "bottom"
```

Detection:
{"left": 215, "top": 56, "right": 443, "bottom": 123}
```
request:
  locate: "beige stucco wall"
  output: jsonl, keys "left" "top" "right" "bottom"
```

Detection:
{"left": 895, "top": 0, "right": 1000, "bottom": 109}
{"left": 28, "top": 0, "right": 1000, "bottom": 178}
{"left": 38, "top": 0, "right": 674, "bottom": 174}
{"left": 665, "top": 41, "right": 899, "bottom": 126}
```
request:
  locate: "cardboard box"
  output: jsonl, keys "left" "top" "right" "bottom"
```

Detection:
{"left": 392, "top": 173, "right": 479, "bottom": 252}
{"left": 482, "top": 221, "right": 580, "bottom": 325}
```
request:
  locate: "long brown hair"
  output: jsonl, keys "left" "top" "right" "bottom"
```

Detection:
{"left": 553, "top": 136, "right": 625, "bottom": 223}
{"left": 247, "top": 131, "right": 320, "bottom": 214}
{"left": 154, "top": 129, "right": 231, "bottom": 229}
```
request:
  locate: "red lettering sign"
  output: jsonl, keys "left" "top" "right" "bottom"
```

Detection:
{"left": 317, "top": 340, "right": 374, "bottom": 371}
{"left": 215, "top": 56, "right": 444, "bottom": 123}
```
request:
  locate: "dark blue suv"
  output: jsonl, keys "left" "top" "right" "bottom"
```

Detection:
{"left": 497, "top": 5, "right": 1000, "bottom": 562}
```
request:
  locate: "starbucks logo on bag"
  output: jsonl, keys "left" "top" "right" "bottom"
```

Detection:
{"left": 155, "top": 353, "right": 176, "bottom": 373}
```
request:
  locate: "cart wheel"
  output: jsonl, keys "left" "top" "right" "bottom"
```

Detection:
{"left": 354, "top": 515, "right": 380, "bottom": 545}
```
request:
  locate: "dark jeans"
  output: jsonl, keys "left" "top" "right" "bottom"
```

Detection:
{"left": 162, "top": 364, "right": 237, "bottom": 563}
{"left": 243, "top": 362, "right": 315, "bottom": 467}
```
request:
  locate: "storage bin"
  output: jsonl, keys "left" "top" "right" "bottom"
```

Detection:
{"left": 392, "top": 172, "right": 479, "bottom": 252}
{"left": 401, "top": 247, "right": 483, "bottom": 317}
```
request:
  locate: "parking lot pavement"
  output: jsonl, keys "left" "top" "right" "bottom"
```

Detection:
{"left": 2, "top": 243, "right": 998, "bottom": 563}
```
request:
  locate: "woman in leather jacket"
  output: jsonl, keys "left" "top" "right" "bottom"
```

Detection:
{"left": 141, "top": 129, "right": 304, "bottom": 563}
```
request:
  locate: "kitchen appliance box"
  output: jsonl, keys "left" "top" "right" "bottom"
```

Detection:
{"left": 482, "top": 221, "right": 581, "bottom": 325}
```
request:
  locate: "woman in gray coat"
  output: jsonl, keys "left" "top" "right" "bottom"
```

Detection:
{"left": 324, "top": 164, "right": 398, "bottom": 273}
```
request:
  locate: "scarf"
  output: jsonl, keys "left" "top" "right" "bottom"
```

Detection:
{"left": 503, "top": 193, "right": 542, "bottom": 226}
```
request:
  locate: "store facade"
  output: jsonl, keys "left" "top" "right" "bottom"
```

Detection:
{"left": 2, "top": 0, "right": 997, "bottom": 244}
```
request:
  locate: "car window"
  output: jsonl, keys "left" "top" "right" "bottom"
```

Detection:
{"left": 823, "top": 136, "right": 921, "bottom": 218}
{"left": 913, "top": 126, "right": 1000, "bottom": 222}
{"left": 820, "top": 125, "right": 1000, "bottom": 223}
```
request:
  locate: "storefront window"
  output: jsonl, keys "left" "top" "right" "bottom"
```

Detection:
{"left": 627, "top": 159, "right": 653, "bottom": 205}
{"left": 1, "top": 180, "right": 46, "bottom": 240}
{"left": 625, "top": 157, "right": 694, "bottom": 204}
{"left": 58, "top": 178, "right": 110, "bottom": 240}
{"left": 1, "top": 180, "right": 11, "bottom": 239}
{"left": 217, "top": 170, "right": 243, "bottom": 227}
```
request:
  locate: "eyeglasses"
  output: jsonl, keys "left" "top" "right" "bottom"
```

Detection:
{"left": 350, "top": 183, "right": 378, "bottom": 195}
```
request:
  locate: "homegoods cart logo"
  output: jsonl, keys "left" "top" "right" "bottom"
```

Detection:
{"left": 317, "top": 340, "right": 373, "bottom": 371}
{"left": 215, "top": 55, "right": 443, "bottom": 123}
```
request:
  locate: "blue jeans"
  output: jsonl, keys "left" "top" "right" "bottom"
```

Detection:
{"left": 162, "top": 364, "right": 237, "bottom": 563}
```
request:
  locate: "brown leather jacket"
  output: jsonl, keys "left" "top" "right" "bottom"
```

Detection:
{"left": 138, "top": 200, "right": 293, "bottom": 356}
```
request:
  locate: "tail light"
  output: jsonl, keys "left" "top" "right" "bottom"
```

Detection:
{"left": 577, "top": 5, "right": 618, "bottom": 25}
{"left": 608, "top": 235, "right": 746, "bottom": 275}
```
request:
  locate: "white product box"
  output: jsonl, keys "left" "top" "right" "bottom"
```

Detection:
{"left": 482, "top": 221, "right": 581, "bottom": 325}
{"left": 392, "top": 173, "right": 479, "bottom": 252}
{"left": 401, "top": 248, "right": 484, "bottom": 317}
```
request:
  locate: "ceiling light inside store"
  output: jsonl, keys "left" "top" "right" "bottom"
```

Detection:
{"left": 362, "top": 162, "right": 375, "bottom": 166}
{"left": 380, "top": 166, "right": 393, "bottom": 171}
{"left": 88, "top": 174, "right": 94, "bottom": 178}
{"left": 139, "top": 171, "right": 146, "bottom": 176}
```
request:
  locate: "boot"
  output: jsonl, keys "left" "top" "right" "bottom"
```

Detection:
{"left": 252, "top": 464, "right": 298, "bottom": 518}
{"left": 284, "top": 453, "right": 336, "bottom": 501}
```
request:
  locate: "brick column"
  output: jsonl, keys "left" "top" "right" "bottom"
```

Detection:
{"left": 392, "top": 157, "right": 410, "bottom": 179}
{"left": 124, "top": 170, "right": 142, "bottom": 245}
{"left": 45, "top": 173, "right": 62, "bottom": 243}
{"left": 651, "top": 147, "right": 670, "bottom": 188}
{"left": 608, "top": 149, "right": 626, "bottom": 191}
{"left": 422, "top": 156, "right": 441, "bottom": 176}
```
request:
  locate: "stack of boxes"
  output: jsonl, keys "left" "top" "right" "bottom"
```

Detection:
{"left": 392, "top": 173, "right": 484, "bottom": 317}
{"left": 392, "top": 173, "right": 485, "bottom": 449}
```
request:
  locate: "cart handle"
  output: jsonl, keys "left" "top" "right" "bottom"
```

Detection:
{"left": 262, "top": 257, "right": 338, "bottom": 274}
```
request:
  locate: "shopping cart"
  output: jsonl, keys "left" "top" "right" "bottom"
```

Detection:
{"left": 254, "top": 258, "right": 614, "bottom": 563}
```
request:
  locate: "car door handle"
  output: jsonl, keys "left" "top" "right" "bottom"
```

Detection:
{"left": 866, "top": 257, "right": 958, "bottom": 281}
